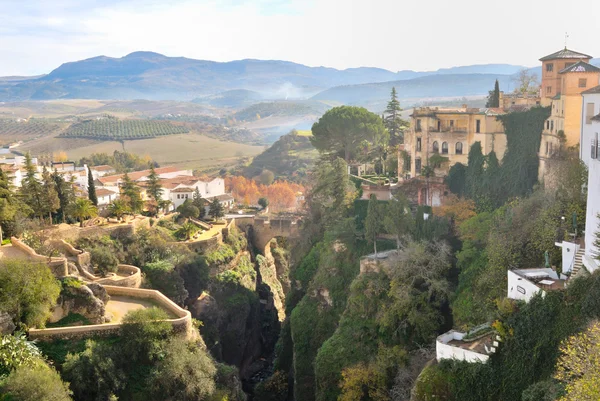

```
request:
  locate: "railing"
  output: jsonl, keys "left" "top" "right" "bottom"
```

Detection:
{"left": 428, "top": 127, "right": 468, "bottom": 133}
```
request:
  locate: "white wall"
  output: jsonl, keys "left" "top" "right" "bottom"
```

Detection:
{"left": 581, "top": 93, "right": 600, "bottom": 168}
{"left": 507, "top": 270, "right": 544, "bottom": 302}
{"left": 204, "top": 178, "right": 225, "bottom": 198}
{"left": 585, "top": 158, "right": 600, "bottom": 265}
{"left": 436, "top": 331, "right": 489, "bottom": 363}
{"left": 556, "top": 241, "right": 579, "bottom": 274}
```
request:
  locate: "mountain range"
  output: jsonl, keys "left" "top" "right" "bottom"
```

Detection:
{"left": 1, "top": 51, "right": 598, "bottom": 107}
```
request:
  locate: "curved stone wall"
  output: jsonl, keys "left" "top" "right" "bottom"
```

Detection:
{"left": 29, "top": 285, "right": 192, "bottom": 341}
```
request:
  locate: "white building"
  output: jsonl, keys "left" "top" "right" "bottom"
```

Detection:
{"left": 507, "top": 268, "right": 565, "bottom": 302}
{"left": 436, "top": 329, "right": 497, "bottom": 363}
{"left": 581, "top": 86, "right": 600, "bottom": 168}
{"left": 584, "top": 114, "right": 600, "bottom": 273}
{"left": 96, "top": 188, "right": 119, "bottom": 207}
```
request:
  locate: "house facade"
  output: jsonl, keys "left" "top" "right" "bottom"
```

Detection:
{"left": 581, "top": 86, "right": 600, "bottom": 167}
{"left": 584, "top": 113, "right": 600, "bottom": 272}
{"left": 399, "top": 106, "right": 505, "bottom": 179}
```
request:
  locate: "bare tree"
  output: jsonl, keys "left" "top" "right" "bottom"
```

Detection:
{"left": 512, "top": 68, "right": 540, "bottom": 95}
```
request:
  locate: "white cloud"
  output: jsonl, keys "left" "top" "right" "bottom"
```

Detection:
{"left": 0, "top": 0, "right": 599, "bottom": 76}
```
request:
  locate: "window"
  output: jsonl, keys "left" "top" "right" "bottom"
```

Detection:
{"left": 476, "top": 119, "right": 481, "bottom": 133}
{"left": 415, "top": 158, "right": 422, "bottom": 174}
{"left": 441, "top": 142, "right": 448, "bottom": 154}
{"left": 546, "top": 63, "right": 554, "bottom": 72}
{"left": 545, "top": 141, "right": 549, "bottom": 155}
{"left": 177, "top": 194, "right": 181, "bottom": 199}
{"left": 592, "top": 132, "right": 599, "bottom": 160}
{"left": 549, "top": 142, "right": 553, "bottom": 155}
{"left": 416, "top": 137, "right": 422, "bottom": 152}
{"left": 586, "top": 103, "right": 595, "bottom": 124}
{"left": 517, "top": 286, "right": 526, "bottom": 295}
{"left": 437, "top": 120, "right": 441, "bottom": 131}
{"left": 551, "top": 120, "right": 554, "bottom": 132}
{"left": 416, "top": 119, "right": 422, "bottom": 131}
{"left": 456, "top": 142, "right": 463, "bottom": 154}
{"left": 579, "top": 78, "right": 588, "bottom": 88}
{"left": 450, "top": 120, "right": 455, "bottom": 128}
{"left": 546, "top": 86, "right": 552, "bottom": 94}
{"left": 432, "top": 141, "right": 439, "bottom": 153}
{"left": 546, "top": 120, "right": 550, "bottom": 130}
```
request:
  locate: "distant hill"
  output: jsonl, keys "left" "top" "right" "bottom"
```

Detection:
{"left": 311, "top": 74, "right": 515, "bottom": 109}
{"left": 0, "top": 51, "right": 531, "bottom": 102}
{"left": 233, "top": 100, "right": 330, "bottom": 122}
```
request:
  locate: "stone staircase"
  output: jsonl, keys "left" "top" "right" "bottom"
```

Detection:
{"left": 569, "top": 249, "right": 587, "bottom": 281}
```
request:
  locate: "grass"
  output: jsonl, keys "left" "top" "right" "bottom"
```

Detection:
{"left": 19, "top": 132, "right": 263, "bottom": 170}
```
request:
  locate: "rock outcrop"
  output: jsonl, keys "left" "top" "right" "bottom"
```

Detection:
{"left": 0, "top": 312, "right": 15, "bottom": 335}
{"left": 51, "top": 282, "right": 110, "bottom": 324}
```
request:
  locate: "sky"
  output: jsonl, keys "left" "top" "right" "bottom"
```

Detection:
{"left": 1, "top": 0, "right": 600, "bottom": 76}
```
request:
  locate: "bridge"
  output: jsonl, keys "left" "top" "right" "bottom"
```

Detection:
{"left": 232, "top": 215, "right": 301, "bottom": 253}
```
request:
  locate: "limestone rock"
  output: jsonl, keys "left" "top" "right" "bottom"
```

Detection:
{"left": 87, "top": 283, "right": 110, "bottom": 304}
{"left": 67, "top": 262, "right": 79, "bottom": 276}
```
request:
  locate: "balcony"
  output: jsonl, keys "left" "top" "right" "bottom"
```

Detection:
{"left": 428, "top": 126, "right": 467, "bottom": 133}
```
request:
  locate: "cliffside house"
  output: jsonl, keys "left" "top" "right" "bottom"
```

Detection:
{"left": 507, "top": 268, "right": 566, "bottom": 303}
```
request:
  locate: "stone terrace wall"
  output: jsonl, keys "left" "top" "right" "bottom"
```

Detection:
{"left": 29, "top": 285, "right": 192, "bottom": 341}
{"left": 10, "top": 237, "right": 68, "bottom": 277}
{"left": 94, "top": 265, "right": 142, "bottom": 288}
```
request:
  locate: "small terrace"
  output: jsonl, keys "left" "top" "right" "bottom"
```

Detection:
{"left": 436, "top": 325, "right": 498, "bottom": 363}
{"left": 508, "top": 268, "right": 565, "bottom": 302}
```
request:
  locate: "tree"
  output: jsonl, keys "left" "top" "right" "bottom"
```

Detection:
{"left": 40, "top": 167, "right": 60, "bottom": 223}
{"left": 555, "top": 321, "right": 600, "bottom": 400}
{"left": 87, "top": 166, "right": 98, "bottom": 206}
{"left": 485, "top": 79, "right": 501, "bottom": 108}
{"left": 149, "top": 339, "right": 217, "bottom": 400}
{"left": 0, "top": 333, "right": 42, "bottom": 377}
{"left": 120, "top": 173, "right": 143, "bottom": 213}
{"left": 445, "top": 162, "right": 467, "bottom": 196}
{"left": 465, "top": 142, "right": 485, "bottom": 200}
{"left": 120, "top": 307, "right": 173, "bottom": 364}
{"left": 210, "top": 199, "right": 224, "bottom": 221}
{"left": 513, "top": 68, "right": 540, "bottom": 95}
{"left": 0, "top": 167, "right": 21, "bottom": 240}
{"left": 177, "top": 222, "right": 199, "bottom": 241}
{"left": 69, "top": 198, "right": 98, "bottom": 227}
{"left": 145, "top": 165, "right": 163, "bottom": 212}
{"left": 143, "top": 261, "right": 189, "bottom": 305}
{"left": 258, "top": 169, "right": 275, "bottom": 185}
{"left": 19, "top": 153, "right": 45, "bottom": 220}
{"left": 311, "top": 106, "right": 388, "bottom": 162}
{"left": 108, "top": 199, "right": 129, "bottom": 220}
{"left": 177, "top": 199, "right": 200, "bottom": 220}
{"left": 384, "top": 87, "right": 409, "bottom": 145}
{"left": 90, "top": 246, "right": 119, "bottom": 276}
{"left": 0, "top": 363, "right": 73, "bottom": 401}
{"left": 384, "top": 195, "right": 412, "bottom": 250}
{"left": 52, "top": 170, "right": 76, "bottom": 224}
{"left": 339, "top": 362, "right": 388, "bottom": 401}
{"left": 365, "top": 194, "right": 385, "bottom": 256}
{"left": 192, "top": 188, "right": 205, "bottom": 218}
{"left": 0, "top": 259, "right": 60, "bottom": 328}
{"left": 258, "top": 197, "right": 269, "bottom": 209}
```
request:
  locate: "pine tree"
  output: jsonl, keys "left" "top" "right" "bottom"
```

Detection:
{"left": 485, "top": 80, "right": 501, "bottom": 108}
{"left": 146, "top": 165, "right": 163, "bottom": 202}
{"left": 40, "top": 167, "right": 60, "bottom": 223}
{"left": 209, "top": 199, "right": 224, "bottom": 221}
{"left": 192, "top": 188, "right": 205, "bottom": 219}
{"left": 52, "top": 170, "right": 76, "bottom": 223}
{"left": 0, "top": 167, "right": 19, "bottom": 241}
{"left": 19, "top": 153, "right": 45, "bottom": 219}
{"left": 383, "top": 87, "right": 409, "bottom": 145}
{"left": 87, "top": 167, "right": 98, "bottom": 206}
{"left": 121, "top": 173, "right": 143, "bottom": 213}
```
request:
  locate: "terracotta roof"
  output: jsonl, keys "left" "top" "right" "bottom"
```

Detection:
{"left": 91, "top": 165, "right": 114, "bottom": 172}
{"left": 206, "top": 194, "right": 234, "bottom": 202}
{"left": 582, "top": 85, "right": 600, "bottom": 94}
{"left": 540, "top": 48, "right": 592, "bottom": 61}
{"left": 170, "top": 187, "right": 195, "bottom": 193}
{"left": 98, "top": 166, "right": 186, "bottom": 184}
{"left": 96, "top": 188, "right": 117, "bottom": 197}
{"left": 559, "top": 61, "right": 600, "bottom": 74}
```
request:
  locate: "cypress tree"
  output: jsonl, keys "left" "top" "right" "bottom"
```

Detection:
{"left": 121, "top": 173, "right": 143, "bottom": 213}
{"left": 465, "top": 142, "right": 486, "bottom": 199}
{"left": 485, "top": 79, "right": 501, "bottom": 108}
{"left": 384, "top": 87, "right": 409, "bottom": 145}
{"left": 87, "top": 167, "right": 98, "bottom": 206}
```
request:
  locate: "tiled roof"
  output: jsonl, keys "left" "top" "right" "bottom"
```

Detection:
{"left": 559, "top": 61, "right": 600, "bottom": 74}
{"left": 91, "top": 165, "right": 114, "bottom": 172}
{"left": 170, "top": 187, "right": 195, "bottom": 193}
{"left": 582, "top": 85, "right": 600, "bottom": 94}
{"left": 540, "top": 48, "right": 592, "bottom": 61}
{"left": 98, "top": 166, "right": 186, "bottom": 184}
{"left": 96, "top": 188, "right": 117, "bottom": 197}
{"left": 206, "top": 194, "right": 234, "bottom": 202}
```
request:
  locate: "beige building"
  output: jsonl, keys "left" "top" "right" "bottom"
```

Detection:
{"left": 399, "top": 106, "right": 506, "bottom": 179}
{"left": 538, "top": 48, "right": 600, "bottom": 181}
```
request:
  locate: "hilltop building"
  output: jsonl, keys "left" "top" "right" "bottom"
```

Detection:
{"left": 399, "top": 106, "right": 506, "bottom": 179}
{"left": 538, "top": 48, "right": 600, "bottom": 180}
{"left": 581, "top": 86, "right": 600, "bottom": 167}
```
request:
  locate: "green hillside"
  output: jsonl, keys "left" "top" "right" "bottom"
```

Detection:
{"left": 59, "top": 117, "right": 189, "bottom": 140}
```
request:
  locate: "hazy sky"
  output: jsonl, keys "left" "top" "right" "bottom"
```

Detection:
{"left": 1, "top": 0, "right": 599, "bottom": 76}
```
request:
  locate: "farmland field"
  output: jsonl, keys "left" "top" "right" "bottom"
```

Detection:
{"left": 59, "top": 118, "right": 189, "bottom": 140}
{"left": 0, "top": 118, "right": 69, "bottom": 145}
{"left": 19, "top": 133, "right": 264, "bottom": 171}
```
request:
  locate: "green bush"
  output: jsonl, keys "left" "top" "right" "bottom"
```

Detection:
{"left": 90, "top": 246, "right": 119, "bottom": 276}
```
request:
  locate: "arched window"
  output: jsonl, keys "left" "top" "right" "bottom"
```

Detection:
{"left": 442, "top": 142, "right": 448, "bottom": 154}
{"left": 456, "top": 142, "right": 463, "bottom": 155}
{"left": 432, "top": 141, "right": 439, "bottom": 153}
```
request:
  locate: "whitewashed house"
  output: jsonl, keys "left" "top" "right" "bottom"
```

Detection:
{"left": 96, "top": 188, "right": 119, "bottom": 207}
{"left": 436, "top": 328, "right": 497, "bottom": 363}
{"left": 507, "top": 268, "right": 565, "bottom": 302}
